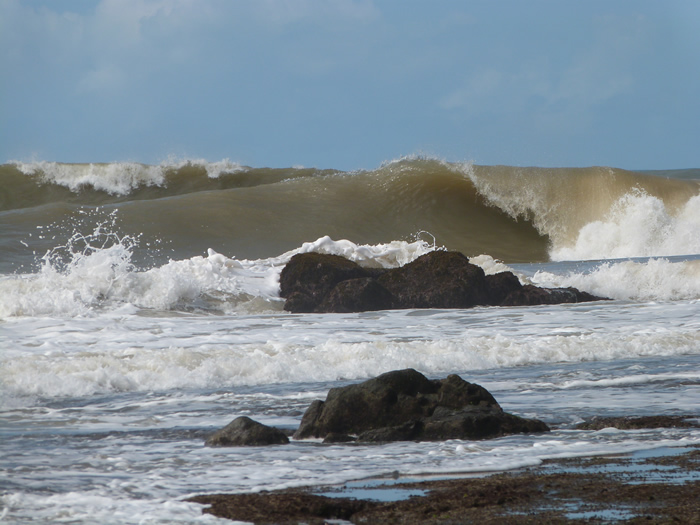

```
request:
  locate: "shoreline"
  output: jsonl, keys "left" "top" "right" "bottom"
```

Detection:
{"left": 189, "top": 444, "right": 700, "bottom": 524}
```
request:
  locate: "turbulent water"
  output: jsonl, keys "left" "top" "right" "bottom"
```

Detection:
{"left": 1, "top": 158, "right": 699, "bottom": 523}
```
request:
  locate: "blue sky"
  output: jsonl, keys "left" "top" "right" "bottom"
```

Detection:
{"left": 2, "top": 0, "right": 699, "bottom": 170}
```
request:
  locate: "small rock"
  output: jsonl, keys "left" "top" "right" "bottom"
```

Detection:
{"left": 576, "top": 415, "right": 700, "bottom": 431}
{"left": 206, "top": 416, "right": 290, "bottom": 447}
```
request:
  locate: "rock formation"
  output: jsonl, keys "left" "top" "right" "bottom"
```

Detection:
{"left": 279, "top": 251, "right": 605, "bottom": 313}
{"left": 293, "top": 369, "right": 549, "bottom": 442}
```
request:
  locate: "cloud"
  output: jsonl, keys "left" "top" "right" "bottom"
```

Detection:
{"left": 439, "top": 13, "right": 649, "bottom": 132}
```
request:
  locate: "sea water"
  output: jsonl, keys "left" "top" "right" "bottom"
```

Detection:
{"left": 1, "top": 158, "right": 699, "bottom": 523}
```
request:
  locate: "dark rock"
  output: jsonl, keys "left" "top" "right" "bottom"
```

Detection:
{"left": 358, "top": 420, "right": 425, "bottom": 442}
{"left": 293, "top": 369, "right": 548, "bottom": 442}
{"left": 206, "top": 416, "right": 290, "bottom": 447}
{"left": 282, "top": 291, "right": 320, "bottom": 314}
{"left": 500, "top": 284, "right": 603, "bottom": 306}
{"left": 280, "top": 250, "right": 606, "bottom": 313}
{"left": 279, "top": 253, "right": 377, "bottom": 313}
{"left": 576, "top": 415, "right": 700, "bottom": 431}
{"left": 423, "top": 407, "right": 550, "bottom": 440}
{"left": 294, "top": 369, "right": 439, "bottom": 439}
{"left": 317, "top": 277, "right": 394, "bottom": 313}
{"left": 358, "top": 407, "right": 549, "bottom": 443}
{"left": 484, "top": 271, "right": 523, "bottom": 305}
{"left": 433, "top": 372, "right": 500, "bottom": 409}
{"left": 322, "top": 433, "right": 358, "bottom": 443}
{"left": 376, "top": 251, "right": 489, "bottom": 309}
{"left": 188, "top": 491, "right": 372, "bottom": 524}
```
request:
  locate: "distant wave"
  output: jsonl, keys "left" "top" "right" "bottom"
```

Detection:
{"left": 1, "top": 158, "right": 699, "bottom": 271}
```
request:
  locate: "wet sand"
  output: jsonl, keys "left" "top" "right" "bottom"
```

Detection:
{"left": 189, "top": 444, "right": 700, "bottom": 524}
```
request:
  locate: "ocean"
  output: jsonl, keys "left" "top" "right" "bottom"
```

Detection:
{"left": 1, "top": 157, "right": 699, "bottom": 523}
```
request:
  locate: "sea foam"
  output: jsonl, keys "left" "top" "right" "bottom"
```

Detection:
{"left": 0, "top": 232, "right": 435, "bottom": 317}
{"left": 3, "top": 299, "right": 699, "bottom": 399}
{"left": 11, "top": 158, "right": 244, "bottom": 195}
{"left": 531, "top": 257, "right": 700, "bottom": 302}
{"left": 552, "top": 193, "right": 700, "bottom": 261}
{"left": 3, "top": 230, "right": 700, "bottom": 319}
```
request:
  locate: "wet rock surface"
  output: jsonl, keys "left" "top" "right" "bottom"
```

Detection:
{"left": 205, "top": 416, "right": 290, "bottom": 447}
{"left": 279, "top": 251, "right": 606, "bottom": 313}
{"left": 293, "top": 369, "right": 549, "bottom": 442}
{"left": 189, "top": 445, "right": 700, "bottom": 524}
{"left": 575, "top": 415, "right": 700, "bottom": 431}
{"left": 279, "top": 252, "right": 383, "bottom": 313}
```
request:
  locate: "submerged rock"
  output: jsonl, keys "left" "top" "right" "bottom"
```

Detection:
{"left": 576, "top": 415, "right": 700, "bottom": 431}
{"left": 280, "top": 250, "right": 605, "bottom": 313}
{"left": 293, "top": 369, "right": 549, "bottom": 442}
{"left": 206, "top": 416, "right": 290, "bottom": 447}
{"left": 500, "top": 284, "right": 602, "bottom": 306}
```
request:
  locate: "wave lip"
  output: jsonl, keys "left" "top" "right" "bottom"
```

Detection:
{"left": 10, "top": 158, "right": 246, "bottom": 195}
{"left": 11, "top": 160, "right": 168, "bottom": 195}
{"left": 467, "top": 164, "right": 700, "bottom": 261}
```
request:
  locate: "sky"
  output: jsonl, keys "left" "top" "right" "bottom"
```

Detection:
{"left": 2, "top": 0, "right": 700, "bottom": 171}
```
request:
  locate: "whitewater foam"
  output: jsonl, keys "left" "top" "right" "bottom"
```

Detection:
{"left": 553, "top": 193, "right": 700, "bottom": 261}
{"left": 466, "top": 164, "right": 700, "bottom": 261}
{"left": 3, "top": 299, "right": 698, "bottom": 399}
{"left": 531, "top": 257, "right": 700, "bottom": 302}
{"left": 3, "top": 224, "right": 700, "bottom": 319}
{"left": 10, "top": 158, "right": 244, "bottom": 195}
{"left": 12, "top": 161, "right": 167, "bottom": 195}
{"left": 0, "top": 232, "right": 437, "bottom": 317}
{"left": 292, "top": 235, "right": 437, "bottom": 268}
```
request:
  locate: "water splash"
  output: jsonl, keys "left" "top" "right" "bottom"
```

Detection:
{"left": 552, "top": 192, "right": 700, "bottom": 261}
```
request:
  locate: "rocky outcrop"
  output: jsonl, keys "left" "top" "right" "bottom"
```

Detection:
{"left": 279, "top": 251, "right": 605, "bottom": 313}
{"left": 279, "top": 252, "right": 383, "bottom": 313}
{"left": 293, "top": 369, "right": 549, "bottom": 442}
{"left": 374, "top": 251, "right": 492, "bottom": 309}
{"left": 320, "top": 277, "right": 394, "bottom": 313}
{"left": 576, "top": 415, "right": 700, "bottom": 431}
{"left": 205, "top": 416, "right": 290, "bottom": 447}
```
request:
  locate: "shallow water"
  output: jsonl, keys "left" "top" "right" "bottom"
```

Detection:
{"left": 2, "top": 305, "right": 700, "bottom": 523}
